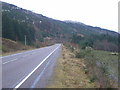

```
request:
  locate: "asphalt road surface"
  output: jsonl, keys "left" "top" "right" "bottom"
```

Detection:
{"left": 2, "top": 44, "right": 61, "bottom": 88}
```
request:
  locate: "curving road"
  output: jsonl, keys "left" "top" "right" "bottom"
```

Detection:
{"left": 2, "top": 44, "right": 61, "bottom": 88}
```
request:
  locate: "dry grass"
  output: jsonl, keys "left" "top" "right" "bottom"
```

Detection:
{"left": 1, "top": 38, "right": 36, "bottom": 56}
{"left": 47, "top": 45, "right": 97, "bottom": 88}
{"left": 1, "top": 38, "right": 54, "bottom": 56}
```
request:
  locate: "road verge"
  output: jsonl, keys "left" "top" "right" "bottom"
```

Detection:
{"left": 47, "top": 45, "right": 97, "bottom": 88}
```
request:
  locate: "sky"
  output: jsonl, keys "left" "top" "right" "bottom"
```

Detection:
{"left": 2, "top": 0, "right": 119, "bottom": 32}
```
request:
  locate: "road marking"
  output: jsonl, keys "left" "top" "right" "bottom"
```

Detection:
{"left": 2, "top": 52, "right": 39, "bottom": 64}
{"left": 1, "top": 45, "right": 55, "bottom": 59}
{"left": 0, "top": 48, "right": 41, "bottom": 59}
{"left": 15, "top": 45, "right": 61, "bottom": 88}
{"left": 2, "top": 58, "right": 18, "bottom": 65}
{"left": 2, "top": 54, "right": 29, "bottom": 64}
{"left": 31, "top": 55, "right": 52, "bottom": 88}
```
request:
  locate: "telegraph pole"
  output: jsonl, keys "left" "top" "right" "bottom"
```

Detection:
{"left": 24, "top": 35, "right": 26, "bottom": 46}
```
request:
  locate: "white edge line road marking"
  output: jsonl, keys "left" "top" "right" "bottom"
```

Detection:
{"left": 0, "top": 45, "right": 54, "bottom": 59}
{"left": 1, "top": 51, "right": 31, "bottom": 59}
{"left": 2, "top": 58, "right": 18, "bottom": 65}
{"left": 1, "top": 49, "right": 38, "bottom": 59}
{"left": 14, "top": 44, "right": 61, "bottom": 88}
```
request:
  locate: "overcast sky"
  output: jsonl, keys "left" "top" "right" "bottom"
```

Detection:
{"left": 2, "top": 0, "right": 119, "bottom": 32}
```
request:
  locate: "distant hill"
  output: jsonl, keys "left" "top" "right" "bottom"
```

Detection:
{"left": 2, "top": 2, "right": 119, "bottom": 52}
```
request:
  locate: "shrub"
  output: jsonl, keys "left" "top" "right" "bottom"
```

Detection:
{"left": 100, "top": 65, "right": 108, "bottom": 74}
{"left": 75, "top": 50, "right": 86, "bottom": 58}
{"left": 2, "top": 45, "right": 8, "bottom": 52}
{"left": 90, "top": 76, "right": 97, "bottom": 83}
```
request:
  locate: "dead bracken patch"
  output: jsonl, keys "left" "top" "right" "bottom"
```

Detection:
{"left": 47, "top": 45, "right": 97, "bottom": 88}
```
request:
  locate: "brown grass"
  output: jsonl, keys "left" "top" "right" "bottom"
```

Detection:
{"left": 2, "top": 38, "right": 35, "bottom": 56}
{"left": 47, "top": 45, "right": 97, "bottom": 88}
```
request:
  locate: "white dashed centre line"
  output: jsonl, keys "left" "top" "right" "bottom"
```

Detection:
{"left": 2, "top": 58, "right": 18, "bottom": 65}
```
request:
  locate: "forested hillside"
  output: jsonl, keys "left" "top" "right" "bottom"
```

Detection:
{"left": 2, "top": 2, "right": 119, "bottom": 52}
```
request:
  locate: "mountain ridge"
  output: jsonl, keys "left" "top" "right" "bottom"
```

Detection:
{"left": 2, "top": 1, "right": 118, "bottom": 33}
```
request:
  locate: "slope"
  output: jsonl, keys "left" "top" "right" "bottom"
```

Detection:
{"left": 2, "top": 1, "right": 119, "bottom": 52}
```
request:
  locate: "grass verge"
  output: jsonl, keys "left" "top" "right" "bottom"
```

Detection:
{"left": 47, "top": 45, "right": 97, "bottom": 88}
{"left": 75, "top": 48, "right": 118, "bottom": 88}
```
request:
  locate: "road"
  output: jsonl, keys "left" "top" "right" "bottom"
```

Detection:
{"left": 2, "top": 44, "right": 61, "bottom": 88}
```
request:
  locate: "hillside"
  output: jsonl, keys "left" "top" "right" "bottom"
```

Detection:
{"left": 2, "top": 2, "right": 119, "bottom": 52}
{"left": 2, "top": 38, "right": 34, "bottom": 55}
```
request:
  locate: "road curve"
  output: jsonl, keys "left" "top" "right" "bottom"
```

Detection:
{"left": 2, "top": 44, "right": 61, "bottom": 88}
